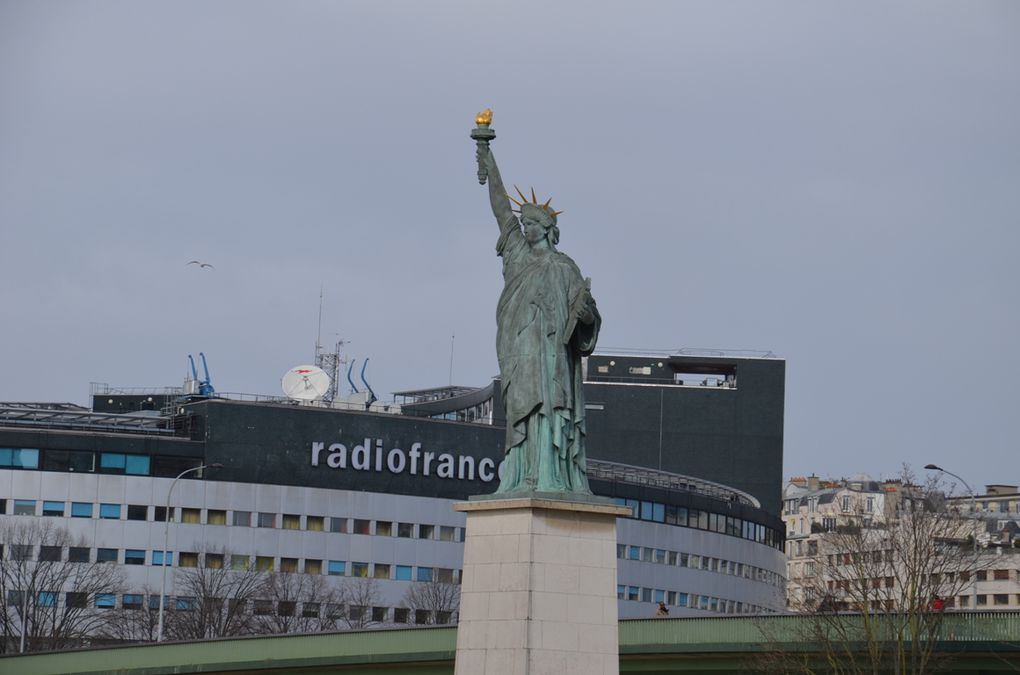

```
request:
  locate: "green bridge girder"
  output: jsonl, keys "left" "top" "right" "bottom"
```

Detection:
{"left": 2, "top": 612, "right": 1018, "bottom": 674}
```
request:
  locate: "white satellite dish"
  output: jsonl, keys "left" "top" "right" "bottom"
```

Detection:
{"left": 282, "top": 365, "right": 331, "bottom": 401}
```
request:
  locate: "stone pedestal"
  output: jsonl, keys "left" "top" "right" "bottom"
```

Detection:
{"left": 452, "top": 497, "right": 631, "bottom": 675}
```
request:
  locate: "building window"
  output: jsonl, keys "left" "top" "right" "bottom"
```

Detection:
{"left": 304, "top": 559, "right": 322, "bottom": 575}
{"left": 282, "top": 514, "right": 301, "bottom": 530}
{"left": 125, "top": 549, "right": 145, "bottom": 565}
{"left": 414, "top": 609, "right": 430, "bottom": 625}
{"left": 42, "top": 501, "right": 65, "bottom": 516}
{"left": 230, "top": 555, "right": 249, "bottom": 570}
{"left": 302, "top": 602, "right": 320, "bottom": 618}
{"left": 127, "top": 505, "right": 148, "bottom": 521}
{"left": 257, "top": 512, "right": 275, "bottom": 528}
{"left": 306, "top": 516, "right": 324, "bottom": 531}
{"left": 353, "top": 519, "right": 371, "bottom": 535}
{"left": 994, "top": 569, "right": 1010, "bottom": 581}
{"left": 38, "top": 546, "right": 61, "bottom": 562}
{"left": 977, "top": 595, "right": 988, "bottom": 606}
{"left": 66, "top": 592, "right": 87, "bottom": 608}
{"left": 395, "top": 565, "right": 412, "bottom": 581}
{"left": 71, "top": 502, "right": 93, "bottom": 518}
{"left": 176, "top": 597, "right": 195, "bottom": 611}
{"left": 42, "top": 449, "right": 94, "bottom": 472}
{"left": 397, "top": 522, "right": 414, "bottom": 538}
{"left": 255, "top": 556, "right": 274, "bottom": 572}
{"left": 439, "top": 525, "right": 456, "bottom": 541}
{"left": 351, "top": 562, "right": 369, "bottom": 578}
{"left": 376, "top": 521, "right": 393, "bottom": 536}
{"left": 327, "top": 560, "right": 346, "bottom": 576}
{"left": 280, "top": 557, "right": 299, "bottom": 574}
{"left": 99, "top": 503, "right": 121, "bottom": 519}
{"left": 152, "top": 551, "right": 172, "bottom": 566}
{"left": 994, "top": 594, "right": 1010, "bottom": 606}
{"left": 233, "top": 511, "right": 251, "bottom": 527}
{"left": 436, "top": 568, "right": 454, "bottom": 583}
{"left": 206, "top": 553, "right": 224, "bottom": 569}
{"left": 181, "top": 508, "right": 200, "bottom": 524}
{"left": 96, "top": 548, "right": 118, "bottom": 563}
{"left": 418, "top": 524, "right": 435, "bottom": 540}
{"left": 374, "top": 563, "right": 391, "bottom": 579}
{"left": 329, "top": 517, "right": 346, "bottom": 533}
{"left": 13, "top": 500, "right": 36, "bottom": 516}
{"left": 95, "top": 593, "right": 116, "bottom": 609}
{"left": 123, "top": 594, "right": 144, "bottom": 610}
{"left": 0, "top": 448, "right": 39, "bottom": 469}
{"left": 372, "top": 606, "right": 389, "bottom": 623}
{"left": 177, "top": 552, "right": 197, "bottom": 568}
{"left": 393, "top": 607, "right": 409, "bottom": 623}
{"left": 68, "top": 547, "right": 89, "bottom": 563}
{"left": 628, "top": 546, "right": 640, "bottom": 561}
{"left": 154, "top": 506, "right": 168, "bottom": 522}
{"left": 627, "top": 586, "right": 639, "bottom": 601}
{"left": 207, "top": 509, "right": 227, "bottom": 525}
{"left": 416, "top": 566, "right": 434, "bottom": 582}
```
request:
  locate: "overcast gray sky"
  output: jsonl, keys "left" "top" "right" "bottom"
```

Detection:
{"left": 1, "top": 1, "right": 1017, "bottom": 489}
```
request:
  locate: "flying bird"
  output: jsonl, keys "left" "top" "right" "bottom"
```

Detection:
{"left": 187, "top": 260, "right": 215, "bottom": 270}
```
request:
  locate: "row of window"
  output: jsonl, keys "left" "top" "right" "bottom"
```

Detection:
{"left": 0, "top": 447, "right": 201, "bottom": 478}
{"left": 4, "top": 591, "right": 456, "bottom": 623}
{"left": 614, "top": 498, "right": 783, "bottom": 551}
{"left": 0, "top": 544, "right": 460, "bottom": 582}
{"left": 616, "top": 585, "right": 775, "bottom": 615}
{"left": 617, "top": 543, "right": 786, "bottom": 589}
{"left": 0, "top": 500, "right": 465, "bottom": 542}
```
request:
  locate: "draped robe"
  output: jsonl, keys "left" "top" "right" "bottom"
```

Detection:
{"left": 494, "top": 213, "right": 600, "bottom": 494}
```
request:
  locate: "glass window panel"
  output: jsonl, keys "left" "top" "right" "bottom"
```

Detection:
{"left": 42, "top": 501, "right": 65, "bottom": 516}
{"left": 376, "top": 520, "right": 392, "bottom": 536}
{"left": 125, "top": 549, "right": 145, "bottom": 565}
{"left": 352, "top": 519, "right": 371, "bottom": 534}
{"left": 640, "top": 501, "right": 653, "bottom": 520}
{"left": 207, "top": 509, "right": 226, "bottom": 525}
{"left": 652, "top": 503, "right": 665, "bottom": 522}
{"left": 68, "top": 547, "right": 89, "bottom": 563}
{"left": 127, "top": 504, "right": 148, "bottom": 521}
{"left": 395, "top": 565, "right": 412, "bottom": 581}
{"left": 418, "top": 524, "right": 435, "bottom": 539}
{"left": 205, "top": 553, "right": 224, "bottom": 569}
{"left": 95, "top": 593, "right": 116, "bottom": 608}
{"left": 416, "top": 566, "right": 434, "bottom": 582}
{"left": 13, "top": 500, "right": 36, "bottom": 516}
{"left": 99, "top": 503, "right": 121, "bottom": 519}
{"left": 100, "top": 453, "right": 126, "bottom": 472}
{"left": 257, "top": 512, "right": 275, "bottom": 528}
{"left": 280, "top": 557, "right": 298, "bottom": 573}
{"left": 124, "top": 454, "right": 150, "bottom": 475}
{"left": 304, "top": 559, "right": 322, "bottom": 575}
{"left": 123, "top": 594, "right": 144, "bottom": 609}
{"left": 374, "top": 563, "right": 391, "bottom": 579}
{"left": 282, "top": 514, "right": 301, "bottom": 530}
{"left": 351, "top": 562, "right": 369, "bottom": 578}
{"left": 439, "top": 525, "right": 455, "bottom": 541}
{"left": 38, "top": 546, "right": 61, "bottom": 562}
{"left": 230, "top": 555, "right": 249, "bottom": 570}
{"left": 178, "top": 508, "right": 199, "bottom": 524}
{"left": 233, "top": 510, "right": 251, "bottom": 527}
{"left": 327, "top": 560, "right": 346, "bottom": 576}
{"left": 255, "top": 556, "right": 274, "bottom": 571}
{"left": 306, "top": 516, "right": 324, "bottom": 531}
{"left": 12, "top": 449, "right": 40, "bottom": 469}
{"left": 397, "top": 522, "right": 414, "bottom": 538}
{"left": 329, "top": 517, "right": 346, "bottom": 533}
{"left": 37, "top": 592, "right": 56, "bottom": 608}
{"left": 152, "top": 551, "right": 172, "bottom": 566}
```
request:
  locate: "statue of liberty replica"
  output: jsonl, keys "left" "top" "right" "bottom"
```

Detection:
{"left": 471, "top": 110, "right": 601, "bottom": 496}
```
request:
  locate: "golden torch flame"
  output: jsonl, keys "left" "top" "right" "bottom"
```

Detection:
{"left": 475, "top": 108, "right": 493, "bottom": 127}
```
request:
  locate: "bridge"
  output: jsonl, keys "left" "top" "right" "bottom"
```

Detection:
{"left": 3, "top": 612, "right": 1018, "bottom": 674}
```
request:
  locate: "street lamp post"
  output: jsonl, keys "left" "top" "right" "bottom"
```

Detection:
{"left": 924, "top": 463, "right": 979, "bottom": 613}
{"left": 156, "top": 463, "right": 222, "bottom": 643}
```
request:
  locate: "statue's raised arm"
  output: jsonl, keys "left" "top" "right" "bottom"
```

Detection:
{"left": 470, "top": 109, "right": 517, "bottom": 237}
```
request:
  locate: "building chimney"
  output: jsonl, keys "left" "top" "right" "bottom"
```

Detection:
{"left": 807, "top": 474, "right": 820, "bottom": 491}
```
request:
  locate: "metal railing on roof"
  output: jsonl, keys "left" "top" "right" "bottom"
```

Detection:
{"left": 0, "top": 406, "right": 174, "bottom": 435}
{"left": 587, "top": 460, "right": 760, "bottom": 507}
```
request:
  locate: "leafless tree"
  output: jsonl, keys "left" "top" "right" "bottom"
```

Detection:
{"left": 400, "top": 580, "right": 461, "bottom": 625}
{"left": 761, "top": 467, "right": 989, "bottom": 674}
{"left": 100, "top": 585, "right": 161, "bottom": 643}
{"left": 0, "top": 520, "right": 125, "bottom": 653}
{"left": 254, "top": 569, "right": 342, "bottom": 634}
{"left": 319, "top": 577, "right": 381, "bottom": 630}
{"left": 162, "top": 548, "right": 265, "bottom": 640}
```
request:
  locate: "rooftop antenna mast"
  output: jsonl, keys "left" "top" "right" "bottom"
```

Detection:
{"left": 313, "top": 286, "right": 345, "bottom": 404}
{"left": 449, "top": 333, "right": 455, "bottom": 386}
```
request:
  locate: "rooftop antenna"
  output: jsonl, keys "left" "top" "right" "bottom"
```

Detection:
{"left": 312, "top": 286, "right": 344, "bottom": 403}
{"left": 449, "top": 333, "right": 455, "bottom": 386}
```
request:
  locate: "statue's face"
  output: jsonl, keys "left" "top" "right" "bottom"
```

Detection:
{"left": 522, "top": 216, "right": 547, "bottom": 245}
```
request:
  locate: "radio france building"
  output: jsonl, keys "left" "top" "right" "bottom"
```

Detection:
{"left": 0, "top": 349, "right": 787, "bottom": 626}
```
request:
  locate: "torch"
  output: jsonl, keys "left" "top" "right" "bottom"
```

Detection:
{"left": 470, "top": 108, "right": 495, "bottom": 185}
